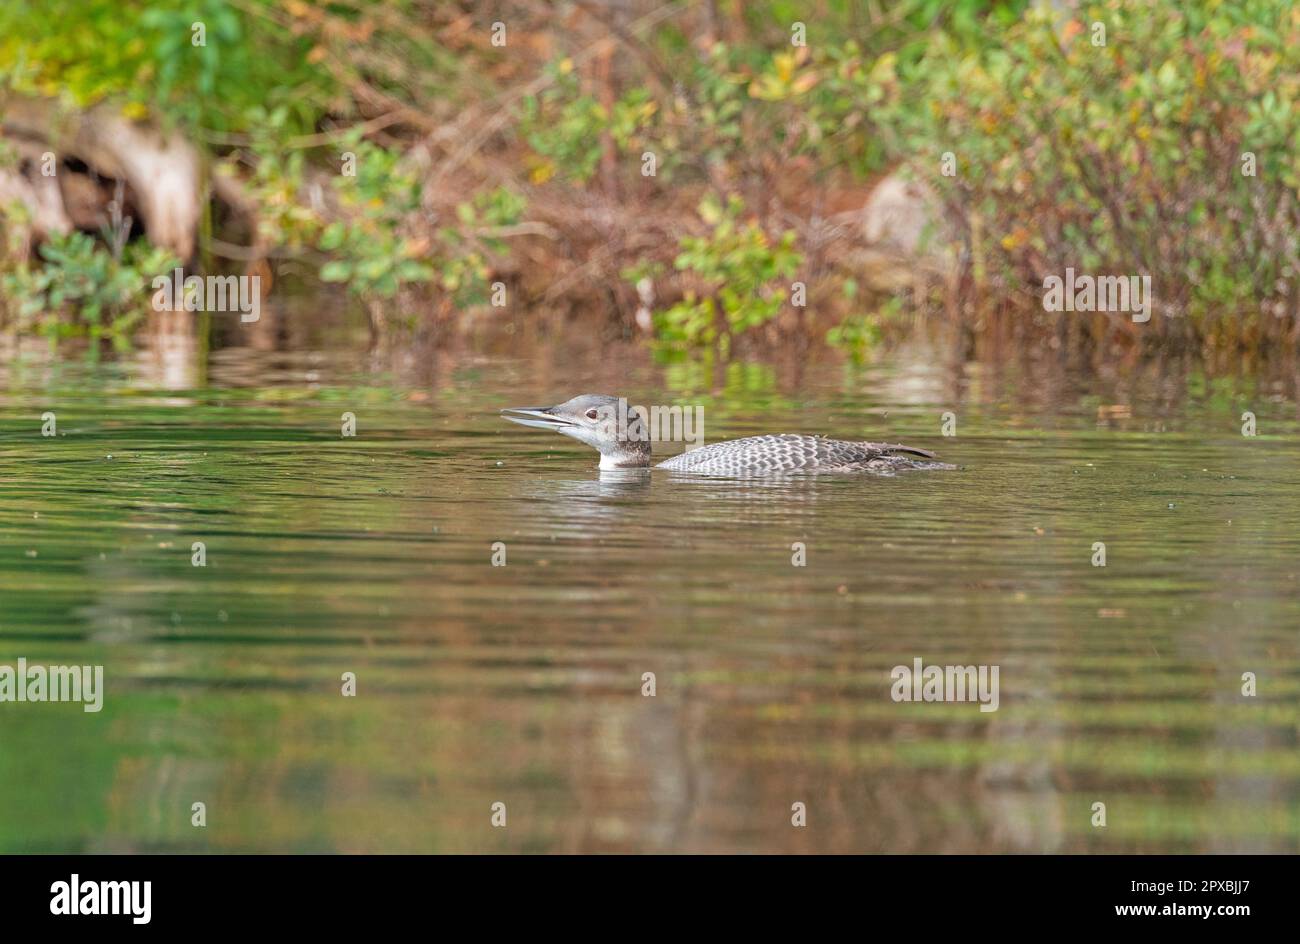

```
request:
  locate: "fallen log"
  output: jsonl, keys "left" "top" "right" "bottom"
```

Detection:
{"left": 1, "top": 95, "right": 201, "bottom": 259}
{"left": 0, "top": 155, "right": 73, "bottom": 255}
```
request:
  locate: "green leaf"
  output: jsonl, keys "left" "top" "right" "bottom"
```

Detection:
{"left": 319, "top": 261, "right": 352, "bottom": 282}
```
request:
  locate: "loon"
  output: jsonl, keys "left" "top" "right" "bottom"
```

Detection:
{"left": 501, "top": 394, "right": 955, "bottom": 476}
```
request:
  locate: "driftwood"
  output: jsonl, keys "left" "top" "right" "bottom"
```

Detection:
{"left": 0, "top": 138, "right": 73, "bottom": 254}
{"left": 1, "top": 95, "right": 202, "bottom": 259}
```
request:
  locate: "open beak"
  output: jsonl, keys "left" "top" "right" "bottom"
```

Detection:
{"left": 500, "top": 406, "right": 573, "bottom": 431}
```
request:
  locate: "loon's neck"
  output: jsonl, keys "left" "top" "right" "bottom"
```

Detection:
{"left": 598, "top": 442, "right": 652, "bottom": 469}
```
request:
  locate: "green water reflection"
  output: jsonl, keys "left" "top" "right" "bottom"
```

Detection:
{"left": 1, "top": 324, "right": 1297, "bottom": 852}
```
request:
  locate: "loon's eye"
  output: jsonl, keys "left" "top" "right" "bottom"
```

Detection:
{"left": 585, "top": 409, "right": 600, "bottom": 420}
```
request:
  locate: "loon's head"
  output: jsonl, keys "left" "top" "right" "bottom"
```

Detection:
{"left": 501, "top": 394, "right": 652, "bottom": 469}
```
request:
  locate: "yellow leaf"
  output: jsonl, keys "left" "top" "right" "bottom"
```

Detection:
{"left": 121, "top": 101, "right": 149, "bottom": 121}
{"left": 774, "top": 52, "right": 795, "bottom": 83}
{"left": 869, "top": 52, "right": 897, "bottom": 84}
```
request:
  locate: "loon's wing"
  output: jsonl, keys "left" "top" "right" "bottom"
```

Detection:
{"left": 656, "top": 435, "right": 945, "bottom": 475}
{"left": 656, "top": 435, "right": 819, "bottom": 474}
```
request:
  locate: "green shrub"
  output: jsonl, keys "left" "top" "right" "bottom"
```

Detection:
{"left": 1, "top": 231, "right": 178, "bottom": 344}
{"left": 520, "top": 63, "right": 661, "bottom": 185}
{"left": 0, "top": 0, "right": 332, "bottom": 133}
{"left": 649, "top": 195, "right": 801, "bottom": 348}
{"left": 863, "top": 0, "right": 1300, "bottom": 335}
{"left": 316, "top": 132, "right": 433, "bottom": 300}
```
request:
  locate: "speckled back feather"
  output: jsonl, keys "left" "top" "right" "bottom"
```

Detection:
{"left": 655, "top": 434, "right": 953, "bottom": 476}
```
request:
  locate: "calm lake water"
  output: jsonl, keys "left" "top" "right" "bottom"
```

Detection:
{"left": 1, "top": 317, "right": 1298, "bottom": 853}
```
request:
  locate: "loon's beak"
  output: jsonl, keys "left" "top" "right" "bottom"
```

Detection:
{"left": 500, "top": 406, "right": 573, "bottom": 431}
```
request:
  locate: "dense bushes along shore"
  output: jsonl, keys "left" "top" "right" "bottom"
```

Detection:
{"left": 1, "top": 1, "right": 1296, "bottom": 360}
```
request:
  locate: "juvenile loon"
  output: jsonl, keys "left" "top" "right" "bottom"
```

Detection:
{"left": 502, "top": 394, "right": 955, "bottom": 476}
